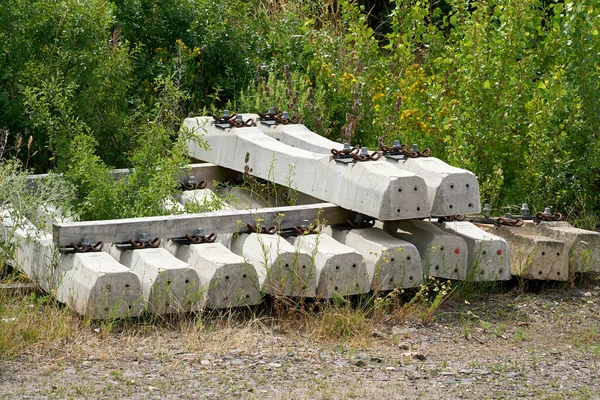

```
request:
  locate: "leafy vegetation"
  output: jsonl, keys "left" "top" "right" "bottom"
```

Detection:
{"left": 0, "top": 0, "right": 598, "bottom": 219}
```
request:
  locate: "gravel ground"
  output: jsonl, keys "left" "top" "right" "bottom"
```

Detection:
{"left": 1, "top": 280, "right": 599, "bottom": 400}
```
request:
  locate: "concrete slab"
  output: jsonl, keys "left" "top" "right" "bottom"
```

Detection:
{"left": 117, "top": 247, "right": 202, "bottom": 313}
{"left": 250, "top": 115, "right": 480, "bottom": 216}
{"left": 230, "top": 233, "right": 316, "bottom": 297}
{"left": 1, "top": 209, "right": 144, "bottom": 319}
{"left": 175, "top": 242, "right": 262, "bottom": 308}
{"left": 383, "top": 219, "right": 468, "bottom": 280}
{"left": 437, "top": 221, "right": 511, "bottom": 281}
{"left": 183, "top": 117, "right": 430, "bottom": 220}
{"left": 57, "top": 252, "right": 144, "bottom": 319}
{"left": 327, "top": 227, "right": 423, "bottom": 291}
{"left": 291, "top": 233, "right": 370, "bottom": 297}
{"left": 0, "top": 209, "right": 58, "bottom": 290}
{"left": 525, "top": 221, "right": 600, "bottom": 273}
{"left": 476, "top": 224, "right": 568, "bottom": 280}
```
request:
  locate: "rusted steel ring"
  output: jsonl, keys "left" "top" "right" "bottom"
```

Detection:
{"left": 292, "top": 226, "right": 309, "bottom": 235}
{"left": 247, "top": 224, "right": 278, "bottom": 235}
{"left": 213, "top": 113, "right": 236, "bottom": 121}
{"left": 181, "top": 180, "right": 207, "bottom": 190}
{"left": 229, "top": 118, "right": 255, "bottom": 128}
{"left": 128, "top": 237, "right": 161, "bottom": 249}
{"left": 497, "top": 217, "right": 524, "bottom": 227}
{"left": 438, "top": 215, "right": 466, "bottom": 222}
{"left": 536, "top": 212, "right": 563, "bottom": 221}
{"left": 70, "top": 241, "right": 104, "bottom": 253}
{"left": 331, "top": 146, "right": 359, "bottom": 156}
{"left": 185, "top": 232, "right": 217, "bottom": 244}
{"left": 274, "top": 115, "right": 301, "bottom": 124}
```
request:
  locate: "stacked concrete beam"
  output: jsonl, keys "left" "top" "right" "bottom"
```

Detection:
{"left": 175, "top": 242, "right": 262, "bottom": 308}
{"left": 291, "top": 233, "right": 370, "bottom": 297}
{"left": 183, "top": 117, "right": 431, "bottom": 221}
{"left": 250, "top": 115, "right": 480, "bottom": 216}
{"left": 476, "top": 224, "right": 568, "bottom": 281}
{"left": 1, "top": 210, "right": 143, "bottom": 319}
{"left": 115, "top": 247, "right": 201, "bottom": 313}
{"left": 436, "top": 221, "right": 512, "bottom": 281}
{"left": 325, "top": 227, "right": 423, "bottom": 291}
{"left": 524, "top": 221, "right": 600, "bottom": 274}
{"left": 383, "top": 219, "right": 468, "bottom": 280}
{"left": 230, "top": 233, "right": 316, "bottom": 297}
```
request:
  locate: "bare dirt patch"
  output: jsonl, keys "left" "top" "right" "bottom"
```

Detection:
{"left": 1, "top": 278, "right": 599, "bottom": 399}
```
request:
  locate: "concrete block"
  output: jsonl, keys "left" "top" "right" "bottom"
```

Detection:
{"left": 1, "top": 209, "right": 144, "bottom": 319}
{"left": 117, "top": 247, "right": 202, "bottom": 313}
{"left": 0, "top": 209, "right": 58, "bottom": 290}
{"left": 292, "top": 233, "right": 370, "bottom": 297}
{"left": 525, "top": 221, "right": 600, "bottom": 273}
{"left": 383, "top": 219, "right": 468, "bottom": 280}
{"left": 183, "top": 117, "right": 430, "bottom": 220}
{"left": 251, "top": 116, "right": 480, "bottom": 216}
{"left": 327, "top": 227, "right": 423, "bottom": 291}
{"left": 437, "top": 221, "right": 511, "bottom": 281}
{"left": 175, "top": 242, "right": 262, "bottom": 308}
{"left": 476, "top": 224, "right": 568, "bottom": 280}
{"left": 230, "top": 233, "right": 316, "bottom": 297}
{"left": 57, "top": 252, "right": 144, "bottom": 319}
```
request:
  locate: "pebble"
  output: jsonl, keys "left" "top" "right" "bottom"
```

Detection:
{"left": 268, "top": 362, "right": 282, "bottom": 368}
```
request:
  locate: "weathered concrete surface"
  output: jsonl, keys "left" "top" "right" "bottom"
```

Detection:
{"left": 1, "top": 210, "right": 144, "bottom": 319}
{"left": 57, "top": 252, "right": 144, "bottom": 319}
{"left": 117, "top": 248, "right": 201, "bottom": 313}
{"left": 230, "top": 233, "right": 316, "bottom": 297}
{"left": 175, "top": 242, "right": 262, "bottom": 308}
{"left": 524, "top": 221, "right": 600, "bottom": 273}
{"left": 437, "top": 221, "right": 511, "bottom": 281}
{"left": 383, "top": 220, "right": 468, "bottom": 280}
{"left": 291, "top": 233, "right": 370, "bottom": 297}
{"left": 251, "top": 116, "right": 479, "bottom": 216}
{"left": 0, "top": 210, "right": 57, "bottom": 290}
{"left": 325, "top": 227, "right": 423, "bottom": 291}
{"left": 183, "top": 117, "right": 430, "bottom": 220}
{"left": 476, "top": 224, "right": 568, "bottom": 281}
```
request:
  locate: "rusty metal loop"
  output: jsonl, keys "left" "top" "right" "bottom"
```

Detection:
{"left": 185, "top": 234, "right": 203, "bottom": 244}
{"left": 70, "top": 242, "right": 88, "bottom": 252}
{"left": 181, "top": 180, "right": 207, "bottom": 191}
{"left": 203, "top": 232, "right": 217, "bottom": 243}
{"left": 90, "top": 241, "right": 104, "bottom": 252}
{"left": 350, "top": 150, "right": 381, "bottom": 161}
{"left": 246, "top": 224, "right": 278, "bottom": 235}
{"left": 229, "top": 117, "right": 255, "bottom": 128}
{"left": 331, "top": 145, "right": 359, "bottom": 156}
{"left": 350, "top": 153, "right": 369, "bottom": 161}
{"left": 184, "top": 232, "right": 216, "bottom": 244}
{"left": 258, "top": 111, "right": 277, "bottom": 119}
{"left": 273, "top": 115, "right": 301, "bottom": 125}
{"left": 438, "top": 215, "right": 466, "bottom": 223}
{"left": 497, "top": 217, "right": 524, "bottom": 227}
{"left": 535, "top": 211, "right": 563, "bottom": 221}
{"left": 213, "top": 113, "right": 236, "bottom": 122}
{"left": 292, "top": 226, "right": 309, "bottom": 235}
{"left": 128, "top": 239, "right": 147, "bottom": 249}
{"left": 378, "top": 139, "right": 404, "bottom": 153}
{"left": 68, "top": 241, "right": 104, "bottom": 253}
{"left": 148, "top": 237, "right": 161, "bottom": 248}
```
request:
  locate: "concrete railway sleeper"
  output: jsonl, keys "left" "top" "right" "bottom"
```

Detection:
{"left": 1, "top": 129, "right": 599, "bottom": 319}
